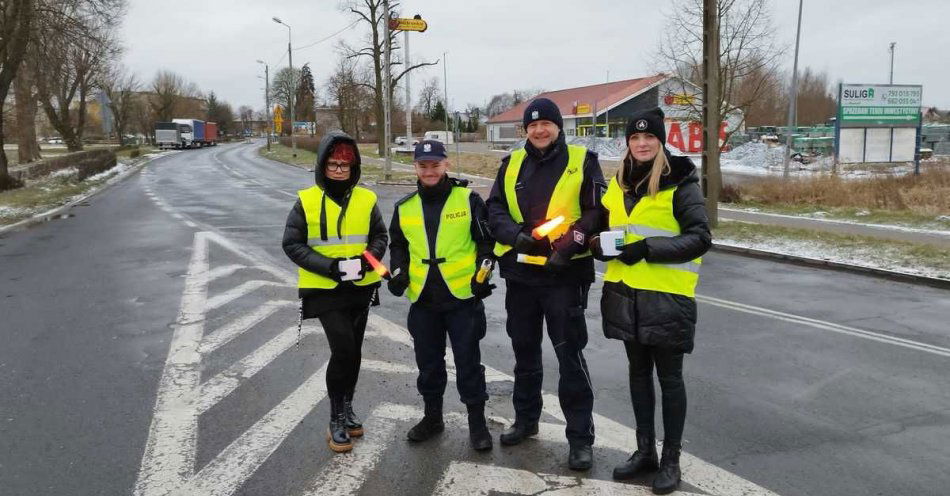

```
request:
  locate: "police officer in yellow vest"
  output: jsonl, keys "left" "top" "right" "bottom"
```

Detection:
{"left": 387, "top": 140, "right": 495, "bottom": 451}
{"left": 592, "top": 108, "right": 711, "bottom": 494}
{"left": 486, "top": 98, "right": 606, "bottom": 470}
{"left": 282, "top": 131, "right": 388, "bottom": 454}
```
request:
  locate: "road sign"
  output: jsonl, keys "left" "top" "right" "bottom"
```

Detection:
{"left": 389, "top": 17, "right": 427, "bottom": 32}
{"left": 273, "top": 105, "right": 284, "bottom": 134}
{"left": 575, "top": 103, "right": 591, "bottom": 114}
{"left": 838, "top": 84, "right": 922, "bottom": 127}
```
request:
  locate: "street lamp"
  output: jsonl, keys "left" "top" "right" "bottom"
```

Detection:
{"left": 272, "top": 16, "right": 296, "bottom": 158}
{"left": 256, "top": 59, "right": 271, "bottom": 151}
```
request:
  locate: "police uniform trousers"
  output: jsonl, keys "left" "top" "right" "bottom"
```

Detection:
{"left": 407, "top": 298, "right": 489, "bottom": 406}
{"left": 505, "top": 280, "right": 595, "bottom": 446}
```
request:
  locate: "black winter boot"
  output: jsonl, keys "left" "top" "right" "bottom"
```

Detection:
{"left": 568, "top": 444, "right": 593, "bottom": 471}
{"left": 327, "top": 396, "right": 353, "bottom": 453}
{"left": 467, "top": 403, "right": 492, "bottom": 451}
{"left": 499, "top": 420, "right": 539, "bottom": 446}
{"left": 613, "top": 430, "right": 659, "bottom": 480}
{"left": 343, "top": 393, "right": 363, "bottom": 437}
{"left": 652, "top": 442, "right": 682, "bottom": 495}
{"left": 407, "top": 398, "right": 444, "bottom": 442}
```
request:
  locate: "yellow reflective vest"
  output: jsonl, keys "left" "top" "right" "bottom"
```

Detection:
{"left": 397, "top": 186, "right": 477, "bottom": 303}
{"left": 297, "top": 185, "right": 381, "bottom": 289}
{"left": 601, "top": 177, "right": 701, "bottom": 297}
{"left": 493, "top": 144, "right": 591, "bottom": 259}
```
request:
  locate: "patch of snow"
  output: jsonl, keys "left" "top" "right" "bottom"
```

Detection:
{"left": 855, "top": 210, "right": 871, "bottom": 217}
{"left": 51, "top": 167, "right": 79, "bottom": 178}
{"left": 85, "top": 163, "right": 129, "bottom": 182}
{"left": 716, "top": 236, "right": 949, "bottom": 280}
{"left": 0, "top": 205, "right": 32, "bottom": 218}
{"left": 720, "top": 206, "right": 950, "bottom": 236}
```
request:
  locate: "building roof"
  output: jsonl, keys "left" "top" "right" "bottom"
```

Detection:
{"left": 487, "top": 73, "right": 669, "bottom": 124}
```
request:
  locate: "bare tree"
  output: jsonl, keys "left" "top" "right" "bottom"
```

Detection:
{"left": 31, "top": 0, "right": 124, "bottom": 152}
{"left": 14, "top": 60, "right": 41, "bottom": 163}
{"left": 270, "top": 66, "right": 300, "bottom": 135}
{"left": 99, "top": 63, "right": 139, "bottom": 143}
{"left": 794, "top": 67, "right": 836, "bottom": 126}
{"left": 339, "top": 0, "right": 438, "bottom": 154}
{"left": 656, "top": 0, "right": 783, "bottom": 145}
{"left": 0, "top": 0, "right": 35, "bottom": 189}
{"left": 326, "top": 57, "right": 373, "bottom": 140}
{"left": 149, "top": 69, "right": 200, "bottom": 123}
{"left": 237, "top": 104, "right": 254, "bottom": 133}
{"left": 416, "top": 77, "right": 439, "bottom": 116}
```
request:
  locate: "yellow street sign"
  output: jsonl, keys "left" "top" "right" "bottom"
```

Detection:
{"left": 576, "top": 103, "right": 592, "bottom": 114}
{"left": 274, "top": 119, "right": 282, "bottom": 134}
{"left": 389, "top": 17, "right": 427, "bottom": 32}
{"left": 273, "top": 105, "right": 284, "bottom": 120}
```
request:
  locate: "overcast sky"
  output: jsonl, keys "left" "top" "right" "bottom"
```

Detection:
{"left": 119, "top": 0, "right": 950, "bottom": 114}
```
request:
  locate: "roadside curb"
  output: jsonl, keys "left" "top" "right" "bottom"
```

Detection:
{"left": 712, "top": 242, "right": 950, "bottom": 290}
{"left": 0, "top": 152, "right": 172, "bottom": 236}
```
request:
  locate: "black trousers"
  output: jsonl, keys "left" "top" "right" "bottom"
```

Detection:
{"left": 407, "top": 299, "right": 489, "bottom": 406}
{"left": 623, "top": 339, "right": 686, "bottom": 445}
{"left": 318, "top": 305, "right": 370, "bottom": 400}
{"left": 505, "top": 281, "right": 595, "bottom": 446}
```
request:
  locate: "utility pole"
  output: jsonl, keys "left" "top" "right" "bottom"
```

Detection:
{"left": 782, "top": 0, "right": 803, "bottom": 178}
{"left": 273, "top": 17, "right": 296, "bottom": 158}
{"left": 605, "top": 70, "right": 610, "bottom": 138}
{"left": 702, "top": 0, "right": 721, "bottom": 227}
{"left": 454, "top": 110, "right": 461, "bottom": 166}
{"left": 257, "top": 60, "right": 271, "bottom": 151}
{"left": 404, "top": 29, "right": 412, "bottom": 150}
{"left": 382, "top": 0, "right": 393, "bottom": 180}
{"left": 889, "top": 42, "right": 896, "bottom": 84}
{"left": 443, "top": 51, "right": 449, "bottom": 143}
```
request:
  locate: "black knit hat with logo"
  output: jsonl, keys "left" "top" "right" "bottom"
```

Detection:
{"left": 523, "top": 98, "right": 563, "bottom": 130}
{"left": 625, "top": 107, "right": 666, "bottom": 145}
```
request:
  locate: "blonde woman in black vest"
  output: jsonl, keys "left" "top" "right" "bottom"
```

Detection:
{"left": 591, "top": 108, "right": 711, "bottom": 494}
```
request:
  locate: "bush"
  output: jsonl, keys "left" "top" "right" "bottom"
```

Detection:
{"left": 278, "top": 135, "right": 323, "bottom": 153}
{"left": 129, "top": 148, "right": 141, "bottom": 159}
{"left": 0, "top": 173, "right": 24, "bottom": 192}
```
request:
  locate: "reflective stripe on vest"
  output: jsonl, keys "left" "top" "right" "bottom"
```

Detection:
{"left": 398, "top": 187, "right": 477, "bottom": 303}
{"left": 493, "top": 144, "right": 591, "bottom": 259}
{"left": 297, "top": 185, "right": 381, "bottom": 289}
{"left": 601, "top": 177, "right": 702, "bottom": 297}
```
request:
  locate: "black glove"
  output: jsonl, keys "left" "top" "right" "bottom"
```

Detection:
{"left": 320, "top": 257, "right": 345, "bottom": 283}
{"left": 590, "top": 235, "right": 617, "bottom": 262}
{"left": 514, "top": 232, "right": 543, "bottom": 253}
{"left": 350, "top": 254, "right": 370, "bottom": 278}
{"left": 387, "top": 270, "right": 409, "bottom": 297}
{"left": 544, "top": 250, "right": 570, "bottom": 273}
{"left": 471, "top": 276, "right": 496, "bottom": 299}
{"left": 618, "top": 240, "right": 648, "bottom": 265}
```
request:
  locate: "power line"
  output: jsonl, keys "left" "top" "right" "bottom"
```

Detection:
{"left": 293, "top": 19, "right": 359, "bottom": 51}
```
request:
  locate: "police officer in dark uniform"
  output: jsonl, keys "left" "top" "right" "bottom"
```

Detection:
{"left": 388, "top": 140, "right": 495, "bottom": 451}
{"left": 486, "top": 98, "right": 606, "bottom": 470}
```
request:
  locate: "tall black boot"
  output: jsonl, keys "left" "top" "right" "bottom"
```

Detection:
{"left": 613, "top": 430, "right": 659, "bottom": 480}
{"left": 407, "top": 398, "right": 444, "bottom": 442}
{"left": 652, "top": 442, "right": 681, "bottom": 495}
{"left": 467, "top": 403, "right": 492, "bottom": 451}
{"left": 327, "top": 396, "right": 353, "bottom": 453}
{"left": 343, "top": 392, "right": 364, "bottom": 437}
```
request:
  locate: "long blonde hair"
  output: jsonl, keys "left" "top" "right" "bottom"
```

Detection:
{"left": 617, "top": 148, "right": 670, "bottom": 197}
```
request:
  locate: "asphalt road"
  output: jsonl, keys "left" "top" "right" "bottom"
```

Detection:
{"left": 1, "top": 141, "right": 948, "bottom": 496}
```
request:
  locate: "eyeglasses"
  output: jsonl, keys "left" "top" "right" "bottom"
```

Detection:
{"left": 326, "top": 162, "right": 351, "bottom": 171}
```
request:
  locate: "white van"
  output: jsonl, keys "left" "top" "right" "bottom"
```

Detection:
{"left": 423, "top": 130, "right": 454, "bottom": 145}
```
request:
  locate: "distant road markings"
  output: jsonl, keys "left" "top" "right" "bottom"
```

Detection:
{"left": 595, "top": 272, "right": 949, "bottom": 358}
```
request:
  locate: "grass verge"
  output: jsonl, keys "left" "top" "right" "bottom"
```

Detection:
{"left": 713, "top": 220, "right": 950, "bottom": 280}
{"left": 259, "top": 143, "right": 416, "bottom": 182}
{"left": 0, "top": 165, "right": 126, "bottom": 226}
{"left": 357, "top": 144, "right": 505, "bottom": 178}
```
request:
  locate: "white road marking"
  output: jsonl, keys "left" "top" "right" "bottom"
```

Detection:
{"left": 198, "top": 301, "right": 294, "bottom": 354}
{"left": 207, "top": 264, "right": 248, "bottom": 281}
{"left": 134, "top": 233, "right": 209, "bottom": 496}
{"left": 204, "top": 280, "right": 281, "bottom": 311}
{"left": 198, "top": 324, "right": 317, "bottom": 414}
{"left": 595, "top": 271, "right": 948, "bottom": 358}
{"left": 171, "top": 362, "right": 329, "bottom": 496}
{"left": 366, "top": 315, "right": 781, "bottom": 496}
{"left": 302, "top": 402, "right": 418, "bottom": 496}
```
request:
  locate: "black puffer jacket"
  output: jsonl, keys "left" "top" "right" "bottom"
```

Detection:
{"left": 282, "top": 131, "right": 388, "bottom": 318}
{"left": 599, "top": 153, "right": 711, "bottom": 353}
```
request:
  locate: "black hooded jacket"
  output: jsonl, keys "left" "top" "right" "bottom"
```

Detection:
{"left": 282, "top": 131, "right": 388, "bottom": 318}
{"left": 389, "top": 175, "right": 494, "bottom": 311}
{"left": 486, "top": 132, "right": 606, "bottom": 286}
{"left": 598, "top": 152, "right": 712, "bottom": 353}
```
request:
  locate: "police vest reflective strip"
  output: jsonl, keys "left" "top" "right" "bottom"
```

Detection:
{"left": 601, "top": 177, "right": 701, "bottom": 297}
{"left": 493, "top": 144, "right": 591, "bottom": 259}
{"left": 398, "top": 187, "right": 477, "bottom": 303}
{"left": 297, "top": 185, "right": 381, "bottom": 289}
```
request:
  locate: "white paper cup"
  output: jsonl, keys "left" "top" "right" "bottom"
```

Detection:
{"left": 600, "top": 230, "right": 624, "bottom": 256}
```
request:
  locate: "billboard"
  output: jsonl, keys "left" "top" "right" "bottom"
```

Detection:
{"left": 835, "top": 83, "right": 922, "bottom": 164}
{"left": 838, "top": 84, "right": 922, "bottom": 127}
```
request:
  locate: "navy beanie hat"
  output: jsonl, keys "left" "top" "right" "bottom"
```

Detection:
{"left": 523, "top": 98, "right": 563, "bottom": 130}
{"left": 626, "top": 107, "right": 666, "bottom": 145}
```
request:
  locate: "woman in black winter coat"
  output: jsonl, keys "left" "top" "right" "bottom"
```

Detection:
{"left": 590, "top": 108, "right": 711, "bottom": 494}
{"left": 282, "top": 131, "right": 388, "bottom": 453}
